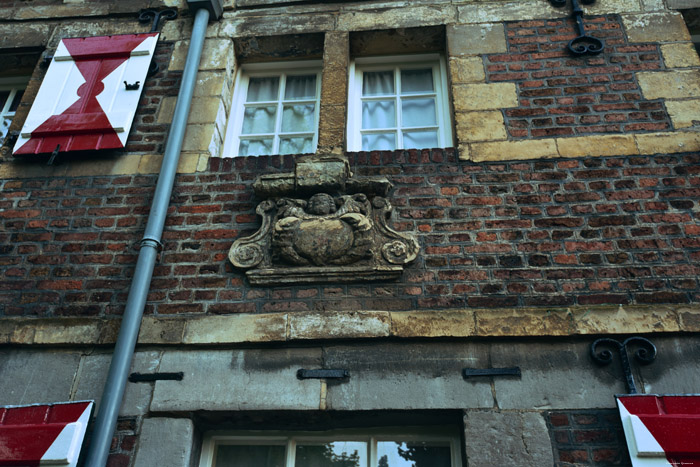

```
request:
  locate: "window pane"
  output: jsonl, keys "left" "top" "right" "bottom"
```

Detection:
{"left": 285, "top": 75, "right": 317, "bottom": 100}
{"left": 280, "top": 136, "right": 313, "bottom": 155}
{"left": 401, "top": 98, "right": 436, "bottom": 127}
{"left": 295, "top": 442, "right": 367, "bottom": 467}
{"left": 0, "top": 90, "right": 9, "bottom": 111}
{"left": 247, "top": 77, "right": 279, "bottom": 102}
{"left": 400, "top": 69, "right": 434, "bottom": 94}
{"left": 376, "top": 441, "right": 451, "bottom": 467}
{"left": 403, "top": 130, "right": 438, "bottom": 149}
{"left": 239, "top": 138, "right": 273, "bottom": 156}
{"left": 363, "top": 71, "right": 394, "bottom": 96}
{"left": 242, "top": 106, "right": 277, "bottom": 134}
{"left": 362, "top": 132, "right": 396, "bottom": 151}
{"left": 282, "top": 104, "right": 315, "bottom": 132}
{"left": 362, "top": 101, "right": 395, "bottom": 129}
{"left": 214, "top": 444, "right": 285, "bottom": 467}
{"left": 10, "top": 90, "right": 24, "bottom": 112}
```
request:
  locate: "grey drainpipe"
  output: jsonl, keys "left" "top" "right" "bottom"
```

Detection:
{"left": 83, "top": 2, "right": 222, "bottom": 465}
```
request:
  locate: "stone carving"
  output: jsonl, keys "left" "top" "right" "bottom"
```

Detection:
{"left": 229, "top": 157, "right": 419, "bottom": 285}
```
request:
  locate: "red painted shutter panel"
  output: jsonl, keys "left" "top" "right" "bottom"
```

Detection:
{"left": 13, "top": 33, "right": 158, "bottom": 155}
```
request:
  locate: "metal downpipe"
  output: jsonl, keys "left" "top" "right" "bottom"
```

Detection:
{"left": 83, "top": 7, "right": 211, "bottom": 466}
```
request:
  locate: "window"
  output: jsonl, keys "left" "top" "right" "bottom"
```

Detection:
{"left": 200, "top": 428, "right": 462, "bottom": 467}
{"left": 347, "top": 55, "right": 452, "bottom": 152}
{"left": 0, "top": 77, "right": 27, "bottom": 142}
{"left": 224, "top": 61, "right": 322, "bottom": 157}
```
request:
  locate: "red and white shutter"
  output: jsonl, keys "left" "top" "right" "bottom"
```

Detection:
{"left": 0, "top": 401, "right": 93, "bottom": 466}
{"left": 617, "top": 395, "right": 700, "bottom": 467}
{"left": 13, "top": 33, "right": 158, "bottom": 155}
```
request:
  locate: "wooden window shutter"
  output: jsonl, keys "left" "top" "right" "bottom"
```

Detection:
{"left": 13, "top": 33, "right": 158, "bottom": 155}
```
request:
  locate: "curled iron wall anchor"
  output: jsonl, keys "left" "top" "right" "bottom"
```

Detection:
{"left": 590, "top": 336, "right": 656, "bottom": 394}
{"left": 139, "top": 8, "right": 178, "bottom": 33}
{"left": 550, "top": 0, "right": 604, "bottom": 55}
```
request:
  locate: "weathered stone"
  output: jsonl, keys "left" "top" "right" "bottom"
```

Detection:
{"left": 459, "top": 0, "right": 651, "bottom": 23}
{"left": 661, "top": 43, "right": 700, "bottom": 68}
{"left": 634, "top": 337, "right": 700, "bottom": 394}
{"left": 150, "top": 349, "right": 322, "bottom": 411}
{"left": 475, "top": 308, "right": 573, "bottom": 336}
{"left": 0, "top": 350, "right": 79, "bottom": 405}
{"left": 235, "top": 33, "right": 324, "bottom": 62}
{"left": 463, "top": 411, "right": 554, "bottom": 467}
{"left": 350, "top": 26, "right": 445, "bottom": 56}
{"left": 556, "top": 135, "right": 638, "bottom": 158}
{"left": 635, "top": 131, "right": 700, "bottom": 154}
{"left": 64, "top": 155, "right": 143, "bottom": 177}
{"left": 391, "top": 310, "right": 477, "bottom": 338}
{"left": 470, "top": 139, "right": 559, "bottom": 162}
{"left": 491, "top": 341, "right": 623, "bottom": 409}
{"left": 170, "top": 38, "right": 234, "bottom": 72}
{"left": 183, "top": 313, "right": 287, "bottom": 344}
{"left": 456, "top": 111, "right": 508, "bottom": 142}
{"left": 574, "top": 305, "right": 681, "bottom": 334}
{"left": 666, "top": 99, "right": 700, "bottom": 129}
{"left": 447, "top": 23, "right": 507, "bottom": 56}
{"left": 324, "top": 342, "right": 493, "bottom": 410}
{"left": 449, "top": 56, "right": 486, "bottom": 84}
{"left": 220, "top": 13, "right": 336, "bottom": 37}
{"left": 134, "top": 418, "right": 194, "bottom": 467}
{"left": 0, "top": 23, "right": 52, "bottom": 48}
{"left": 337, "top": 5, "right": 455, "bottom": 32}
{"left": 289, "top": 311, "right": 391, "bottom": 340}
{"left": 637, "top": 70, "right": 700, "bottom": 100}
{"left": 139, "top": 316, "right": 186, "bottom": 344}
{"left": 157, "top": 96, "right": 177, "bottom": 124}
{"left": 73, "top": 351, "right": 160, "bottom": 416}
{"left": 180, "top": 123, "right": 220, "bottom": 155}
{"left": 623, "top": 12, "right": 691, "bottom": 43}
{"left": 453, "top": 83, "right": 518, "bottom": 111}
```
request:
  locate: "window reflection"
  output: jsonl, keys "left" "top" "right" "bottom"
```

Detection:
{"left": 376, "top": 441, "right": 451, "bottom": 467}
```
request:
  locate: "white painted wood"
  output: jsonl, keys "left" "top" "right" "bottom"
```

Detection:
{"left": 40, "top": 402, "right": 93, "bottom": 467}
{"left": 617, "top": 400, "right": 672, "bottom": 467}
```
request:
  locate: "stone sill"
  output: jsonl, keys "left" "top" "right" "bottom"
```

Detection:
{"left": 1, "top": 304, "right": 697, "bottom": 346}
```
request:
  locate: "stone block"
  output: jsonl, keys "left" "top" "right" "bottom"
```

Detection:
{"left": 193, "top": 71, "right": 230, "bottom": 98}
{"left": 177, "top": 152, "right": 204, "bottom": 173}
{"left": 170, "top": 38, "right": 234, "bottom": 73}
{"left": 635, "top": 130, "right": 700, "bottom": 154}
{"left": 574, "top": 305, "right": 681, "bottom": 335}
{"left": 183, "top": 313, "right": 287, "bottom": 344}
{"left": 623, "top": 12, "right": 691, "bottom": 43}
{"left": 323, "top": 343, "right": 493, "bottom": 410}
{"left": 666, "top": 99, "right": 700, "bottom": 129}
{"left": 188, "top": 96, "right": 226, "bottom": 127}
{"left": 661, "top": 42, "right": 700, "bottom": 68}
{"left": 157, "top": 96, "right": 177, "bottom": 124}
{"left": 474, "top": 308, "right": 573, "bottom": 336}
{"left": 447, "top": 24, "right": 507, "bottom": 56}
{"left": 337, "top": 5, "right": 455, "bottom": 32}
{"left": 139, "top": 317, "right": 186, "bottom": 344}
{"left": 289, "top": 311, "right": 390, "bottom": 340}
{"left": 556, "top": 134, "right": 638, "bottom": 158}
{"left": 181, "top": 123, "right": 218, "bottom": 154}
{"left": 453, "top": 83, "right": 518, "bottom": 112}
{"left": 455, "top": 111, "right": 508, "bottom": 142}
{"left": 318, "top": 104, "right": 347, "bottom": 148}
{"left": 636, "top": 336, "right": 700, "bottom": 394}
{"left": 463, "top": 411, "right": 553, "bottom": 467}
{"left": 0, "top": 350, "right": 80, "bottom": 405}
{"left": 160, "top": 18, "right": 193, "bottom": 42}
{"left": 0, "top": 23, "right": 52, "bottom": 48}
{"left": 491, "top": 341, "right": 623, "bottom": 409}
{"left": 73, "top": 351, "right": 160, "bottom": 416}
{"left": 449, "top": 57, "right": 486, "bottom": 84}
{"left": 150, "top": 349, "right": 322, "bottom": 411}
{"left": 32, "top": 319, "right": 103, "bottom": 344}
{"left": 470, "top": 139, "right": 559, "bottom": 162}
{"left": 390, "top": 310, "right": 477, "bottom": 338}
{"left": 220, "top": 13, "right": 335, "bottom": 37}
{"left": 637, "top": 70, "right": 700, "bottom": 100}
{"left": 134, "top": 418, "right": 194, "bottom": 467}
{"left": 64, "top": 155, "right": 142, "bottom": 177}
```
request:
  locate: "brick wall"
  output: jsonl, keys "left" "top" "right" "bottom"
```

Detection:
{"left": 486, "top": 15, "right": 671, "bottom": 139}
{"left": 1, "top": 149, "right": 699, "bottom": 317}
{"left": 548, "top": 410, "right": 632, "bottom": 466}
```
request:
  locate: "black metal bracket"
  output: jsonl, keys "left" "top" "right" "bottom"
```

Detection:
{"left": 124, "top": 81, "right": 141, "bottom": 91}
{"left": 139, "top": 8, "right": 178, "bottom": 33}
{"left": 129, "top": 372, "right": 184, "bottom": 383}
{"left": 463, "top": 367, "right": 521, "bottom": 379}
{"left": 47, "top": 144, "right": 60, "bottom": 165}
{"left": 590, "top": 337, "right": 656, "bottom": 394}
{"left": 550, "top": 0, "right": 604, "bottom": 55}
{"left": 148, "top": 61, "right": 160, "bottom": 77}
{"left": 297, "top": 369, "right": 349, "bottom": 380}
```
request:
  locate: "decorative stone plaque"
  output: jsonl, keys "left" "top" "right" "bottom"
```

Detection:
{"left": 228, "top": 156, "right": 419, "bottom": 285}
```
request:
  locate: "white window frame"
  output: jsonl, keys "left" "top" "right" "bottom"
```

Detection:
{"left": 223, "top": 60, "right": 322, "bottom": 158}
{"left": 347, "top": 54, "right": 453, "bottom": 152}
{"left": 199, "top": 427, "right": 463, "bottom": 467}
{"left": 0, "top": 76, "right": 29, "bottom": 142}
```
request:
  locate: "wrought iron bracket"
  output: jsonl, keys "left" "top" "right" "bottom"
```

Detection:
{"left": 550, "top": 0, "right": 604, "bottom": 55}
{"left": 297, "top": 369, "right": 349, "bottom": 380}
{"left": 129, "top": 372, "right": 184, "bottom": 382}
{"left": 463, "top": 367, "right": 521, "bottom": 379}
{"left": 139, "top": 8, "right": 178, "bottom": 33}
{"left": 47, "top": 144, "right": 60, "bottom": 166}
{"left": 590, "top": 337, "right": 656, "bottom": 394}
{"left": 124, "top": 81, "right": 141, "bottom": 90}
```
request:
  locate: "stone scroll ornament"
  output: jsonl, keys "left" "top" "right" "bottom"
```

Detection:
{"left": 228, "top": 158, "right": 419, "bottom": 285}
